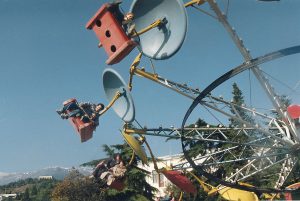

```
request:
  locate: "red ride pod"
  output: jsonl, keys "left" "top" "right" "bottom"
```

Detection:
{"left": 86, "top": 3, "right": 137, "bottom": 65}
{"left": 162, "top": 170, "right": 197, "bottom": 194}
{"left": 285, "top": 182, "right": 300, "bottom": 201}
{"left": 63, "top": 98, "right": 95, "bottom": 143}
{"left": 110, "top": 179, "right": 125, "bottom": 191}
{"left": 287, "top": 104, "right": 300, "bottom": 119}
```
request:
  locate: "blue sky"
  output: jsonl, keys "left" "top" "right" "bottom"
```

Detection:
{"left": 0, "top": 0, "right": 299, "bottom": 173}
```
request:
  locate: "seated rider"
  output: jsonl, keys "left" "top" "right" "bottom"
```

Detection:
{"left": 107, "top": 0, "right": 135, "bottom": 35}
{"left": 91, "top": 154, "right": 127, "bottom": 186}
{"left": 122, "top": 12, "right": 135, "bottom": 36}
{"left": 56, "top": 101, "right": 104, "bottom": 126}
{"left": 104, "top": 160, "right": 126, "bottom": 186}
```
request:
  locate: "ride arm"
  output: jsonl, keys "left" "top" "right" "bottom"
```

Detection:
{"left": 187, "top": 171, "right": 215, "bottom": 193}
{"left": 124, "top": 127, "right": 147, "bottom": 135}
{"left": 124, "top": 148, "right": 136, "bottom": 168}
{"left": 130, "top": 18, "right": 167, "bottom": 37}
{"left": 124, "top": 125, "right": 160, "bottom": 172}
{"left": 178, "top": 192, "right": 184, "bottom": 201}
{"left": 128, "top": 53, "right": 161, "bottom": 91}
{"left": 143, "top": 138, "right": 160, "bottom": 172}
{"left": 128, "top": 53, "right": 143, "bottom": 90}
{"left": 184, "top": 0, "right": 205, "bottom": 7}
{"left": 99, "top": 91, "right": 122, "bottom": 116}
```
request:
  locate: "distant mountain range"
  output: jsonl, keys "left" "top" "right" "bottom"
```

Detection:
{"left": 0, "top": 166, "right": 93, "bottom": 186}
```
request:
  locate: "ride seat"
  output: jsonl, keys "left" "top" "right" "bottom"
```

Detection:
{"left": 284, "top": 182, "right": 300, "bottom": 201}
{"left": 162, "top": 170, "right": 197, "bottom": 194}
{"left": 287, "top": 104, "right": 300, "bottom": 119}
{"left": 86, "top": 3, "right": 137, "bottom": 65}
{"left": 110, "top": 179, "right": 125, "bottom": 191}
{"left": 63, "top": 98, "right": 95, "bottom": 143}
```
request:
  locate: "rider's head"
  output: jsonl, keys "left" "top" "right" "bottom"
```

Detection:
{"left": 114, "top": 153, "right": 122, "bottom": 162}
{"left": 124, "top": 13, "right": 134, "bottom": 21}
{"left": 96, "top": 103, "right": 104, "bottom": 112}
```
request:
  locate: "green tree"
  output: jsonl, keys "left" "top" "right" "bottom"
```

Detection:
{"left": 0, "top": 178, "right": 58, "bottom": 201}
{"left": 21, "top": 188, "right": 31, "bottom": 201}
{"left": 51, "top": 170, "right": 102, "bottom": 201}
{"left": 52, "top": 141, "right": 156, "bottom": 201}
{"left": 181, "top": 118, "right": 210, "bottom": 159}
{"left": 31, "top": 185, "right": 38, "bottom": 196}
{"left": 220, "top": 83, "right": 255, "bottom": 172}
{"left": 230, "top": 82, "right": 254, "bottom": 126}
{"left": 99, "top": 142, "right": 156, "bottom": 200}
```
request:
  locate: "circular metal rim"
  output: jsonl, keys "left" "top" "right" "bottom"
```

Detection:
{"left": 181, "top": 45, "right": 300, "bottom": 193}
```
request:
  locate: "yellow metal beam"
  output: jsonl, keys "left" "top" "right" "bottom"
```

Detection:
{"left": 121, "top": 129, "right": 148, "bottom": 164}
{"left": 128, "top": 53, "right": 142, "bottom": 91}
{"left": 131, "top": 19, "right": 165, "bottom": 37}
{"left": 124, "top": 128, "right": 147, "bottom": 135}
{"left": 185, "top": 0, "right": 206, "bottom": 7}
{"left": 135, "top": 68, "right": 159, "bottom": 82}
{"left": 99, "top": 91, "right": 121, "bottom": 116}
{"left": 128, "top": 53, "right": 160, "bottom": 91}
{"left": 187, "top": 171, "right": 214, "bottom": 193}
{"left": 178, "top": 191, "right": 184, "bottom": 201}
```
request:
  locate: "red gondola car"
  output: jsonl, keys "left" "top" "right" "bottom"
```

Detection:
{"left": 287, "top": 104, "right": 300, "bottom": 119}
{"left": 285, "top": 182, "right": 300, "bottom": 201}
{"left": 110, "top": 179, "right": 126, "bottom": 191}
{"left": 63, "top": 98, "right": 95, "bottom": 143}
{"left": 86, "top": 3, "right": 136, "bottom": 65}
{"left": 162, "top": 170, "right": 197, "bottom": 194}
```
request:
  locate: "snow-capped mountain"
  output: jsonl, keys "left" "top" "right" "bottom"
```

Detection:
{"left": 0, "top": 166, "right": 93, "bottom": 186}
{"left": 0, "top": 172, "right": 11, "bottom": 177}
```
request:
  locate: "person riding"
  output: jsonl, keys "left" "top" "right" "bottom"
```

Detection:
{"left": 91, "top": 154, "right": 127, "bottom": 186}
{"left": 107, "top": 0, "right": 135, "bottom": 35}
{"left": 56, "top": 101, "right": 104, "bottom": 126}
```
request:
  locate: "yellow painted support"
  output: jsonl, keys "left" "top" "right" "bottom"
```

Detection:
{"left": 216, "top": 183, "right": 259, "bottom": 201}
{"left": 128, "top": 53, "right": 142, "bottom": 91}
{"left": 121, "top": 130, "right": 148, "bottom": 164}
{"left": 123, "top": 126, "right": 170, "bottom": 172}
{"left": 129, "top": 65, "right": 159, "bottom": 91}
{"left": 187, "top": 171, "right": 259, "bottom": 201}
{"left": 143, "top": 138, "right": 160, "bottom": 172}
{"left": 187, "top": 171, "right": 214, "bottom": 193}
{"left": 178, "top": 191, "right": 184, "bottom": 201}
{"left": 131, "top": 19, "right": 165, "bottom": 37}
{"left": 123, "top": 125, "right": 161, "bottom": 171}
{"left": 207, "top": 188, "right": 219, "bottom": 196}
{"left": 185, "top": 0, "right": 206, "bottom": 7}
{"left": 124, "top": 128, "right": 147, "bottom": 135}
{"left": 99, "top": 91, "right": 121, "bottom": 116}
{"left": 134, "top": 68, "right": 159, "bottom": 82}
{"left": 127, "top": 150, "right": 135, "bottom": 167}
{"left": 218, "top": 186, "right": 259, "bottom": 201}
{"left": 128, "top": 52, "right": 161, "bottom": 91}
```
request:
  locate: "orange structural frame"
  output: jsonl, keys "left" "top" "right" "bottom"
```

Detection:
{"left": 86, "top": 3, "right": 136, "bottom": 65}
{"left": 63, "top": 99, "right": 95, "bottom": 143}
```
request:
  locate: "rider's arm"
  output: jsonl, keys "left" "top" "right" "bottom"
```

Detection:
{"left": 92, "top": 160, "right": 106, "bottom": 177}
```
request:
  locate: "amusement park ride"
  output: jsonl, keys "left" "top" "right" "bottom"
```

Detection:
{"left": 58, "top": 0, "right": 300, "bottom": 200}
